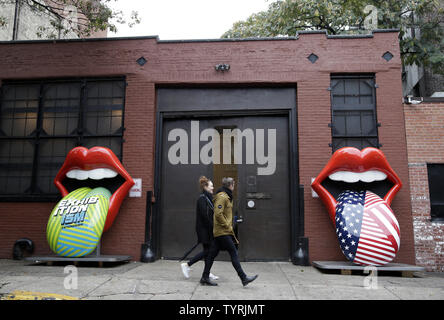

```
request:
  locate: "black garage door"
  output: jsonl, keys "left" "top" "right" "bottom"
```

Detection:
{"left": 156, "top": 88, "right": 297, "bottom": 261}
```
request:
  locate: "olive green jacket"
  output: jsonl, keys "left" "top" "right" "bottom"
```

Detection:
{"left": 213, "top": 191, "right": 239, "bottom": 244}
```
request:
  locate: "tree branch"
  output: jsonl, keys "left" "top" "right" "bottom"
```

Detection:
{"left": 318, "top": 15, "right": 337, "bottom": 34}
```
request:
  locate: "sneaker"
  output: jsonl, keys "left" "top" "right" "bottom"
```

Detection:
{"left": 209, "top": 273, "right": 219, "bottom": 280}
{"left": 181, "top": 263, "right": 191, "bottom": 278}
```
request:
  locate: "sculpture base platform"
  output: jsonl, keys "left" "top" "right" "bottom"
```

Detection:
{"left": 24, "top": 255, "right": 131, "bottom": 268}
{"left": 312, "top": 261, "right": 425, "bottom": 277}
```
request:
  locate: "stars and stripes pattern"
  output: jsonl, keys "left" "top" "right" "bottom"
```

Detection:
{"left": 335, "top": 190, "right": 400, "bottom": 266}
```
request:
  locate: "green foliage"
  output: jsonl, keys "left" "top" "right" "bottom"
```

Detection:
{"left": 0, "top": 0, "right": 140, "bottom": 38}
{"left": 222, "top": 0, "right": 444, "bottom": 75}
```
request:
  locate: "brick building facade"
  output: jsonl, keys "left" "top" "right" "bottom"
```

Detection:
{"left": 404, "top": 102, "right": 444, "bottom": 271}
{"left": 0, "top": 31, "right": 418, "bottom": 267}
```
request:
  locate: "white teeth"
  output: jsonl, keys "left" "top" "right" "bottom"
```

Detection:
{"left": 328, "top": 170, "right": 387, "bottom": 183}
{"left": 66, "top": 169, "right": 88, "bottom": 180}
{"left": 360, "top": 170, "right": 387, "bottom": 183}
{"left": 89, "top": 168, "right": 119, "bottom": 180}
{"left": 66, "top": 168, "right": 118, "bottom": 181}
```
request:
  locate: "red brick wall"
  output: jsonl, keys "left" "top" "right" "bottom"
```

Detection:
{"left": 0, "top": 31, "right": 416, "bottom": 264}
{"left": 404, "top": 102, "right": 444, "bottom": 271}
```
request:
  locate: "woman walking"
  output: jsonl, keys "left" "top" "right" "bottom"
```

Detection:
{"left": 181, "top": 176, "right": 219, "bottom": 280}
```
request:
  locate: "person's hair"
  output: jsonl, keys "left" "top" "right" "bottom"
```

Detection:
{"left": 222, "top": 177, "right": 234, "bottom": 188}
{"left": 199, "top": 176, "right": 210, "bottom": 190}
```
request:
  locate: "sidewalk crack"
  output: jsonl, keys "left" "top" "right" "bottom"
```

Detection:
{"left": 0, "top": 282, "right": 10, "bottom": 289}
{"left": 383, "top": 286, "right": 403, "bottom": 300}
{"left": 277, "top": 263, "right": 298, "bottom": 300}
{"left": 189, "top": 281, "right": 200, "bottom": 300}
{"left": 82, "top": 276, "right": 113, "bottom": 299}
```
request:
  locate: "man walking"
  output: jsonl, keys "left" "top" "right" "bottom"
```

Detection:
{"left": 200, "top": 177, "right": 258, "bottom": 286}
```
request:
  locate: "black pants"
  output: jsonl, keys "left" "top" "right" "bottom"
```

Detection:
{"left": 187, "top": 243, "right": 211, "bottom": 267}
{"left": 202, "top": 235, "right": 246, "bottom": 280}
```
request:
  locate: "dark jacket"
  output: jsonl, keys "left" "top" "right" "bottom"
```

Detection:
{"left": 195, "top": 190, "right": 214, "bottom": 244}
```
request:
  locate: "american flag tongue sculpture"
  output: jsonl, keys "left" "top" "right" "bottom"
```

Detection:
{"left": 311, "top": 147, "right": 403, "bottom": 266}
{"left": 335, "top": 190, "right": 400, "bottom": 266}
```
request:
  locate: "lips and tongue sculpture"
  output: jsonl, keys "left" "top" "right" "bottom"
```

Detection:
{"left": 47, "top": 147, "right": 134, "bottom": 258}
{"left": 311, "top": 147, "right": 402, "bottom": 266}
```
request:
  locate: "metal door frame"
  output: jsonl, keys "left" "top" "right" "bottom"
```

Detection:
{"left": 149, "top": 86, "right": 303, "bottom": 263}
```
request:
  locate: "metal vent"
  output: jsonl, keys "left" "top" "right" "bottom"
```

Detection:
{"left": 307, "top": 53, "right": 319, "bottom": 64}
{"left": 382, "top": 51, "right": 393, "bottom": 62}
{"left": 136, "top": 57, "right": 147, "bottom": 66}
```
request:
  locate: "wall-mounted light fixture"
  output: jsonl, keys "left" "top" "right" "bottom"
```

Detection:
{"left": 215, "top": 63, "right": 230, "bottom": 72}
{"left": 405, "top": 95, "right": 423, "bottom": 105}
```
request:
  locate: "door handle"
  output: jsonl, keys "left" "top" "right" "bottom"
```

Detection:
{"left": 236, "top": 216, "right": 244, "bottom": 224}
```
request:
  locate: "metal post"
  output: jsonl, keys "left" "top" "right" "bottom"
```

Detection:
{"left": 292, "top": 184, "right": 309, "bottom": 266}
{"left": 141, "top": 190, "right": 155, "bottom": 262}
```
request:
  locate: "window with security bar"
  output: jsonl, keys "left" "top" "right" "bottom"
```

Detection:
{"left": 330, "top": 74, "right": 379, "bottom": 152}
{"left": 427, "top": 164, "right": 444, "bottom": 222}
{"left": 0, "top": 78, "right": 125, "bottom": 200}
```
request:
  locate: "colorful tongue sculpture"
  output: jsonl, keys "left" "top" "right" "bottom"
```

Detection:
{"left": 47, "top": 147, "right": 134, "bottom": 258}
{"left": 47, "top": 187, "right": 111, "bottom": 257}
{"left": 311, "top": 147, "right": 402, "bottom": 266}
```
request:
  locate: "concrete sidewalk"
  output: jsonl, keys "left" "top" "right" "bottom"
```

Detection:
{"left": 0, "top": 259, "right": 443, "bottom": 300}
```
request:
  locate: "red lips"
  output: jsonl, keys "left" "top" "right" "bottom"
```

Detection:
{"left": 54, "top": 147, "right": 135, "bottom": 232}
{"left": 311, "top": 147, "right": 402, "bottom": 226}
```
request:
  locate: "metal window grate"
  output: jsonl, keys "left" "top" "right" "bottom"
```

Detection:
{"left": 330, "top": 75, "right": 379, "bottom": 152}
{"left": 427, "top": 164, "right": 444, "bottom": 221}
{"left": 0, "top": 78, "right": 125, "bottom": 199}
